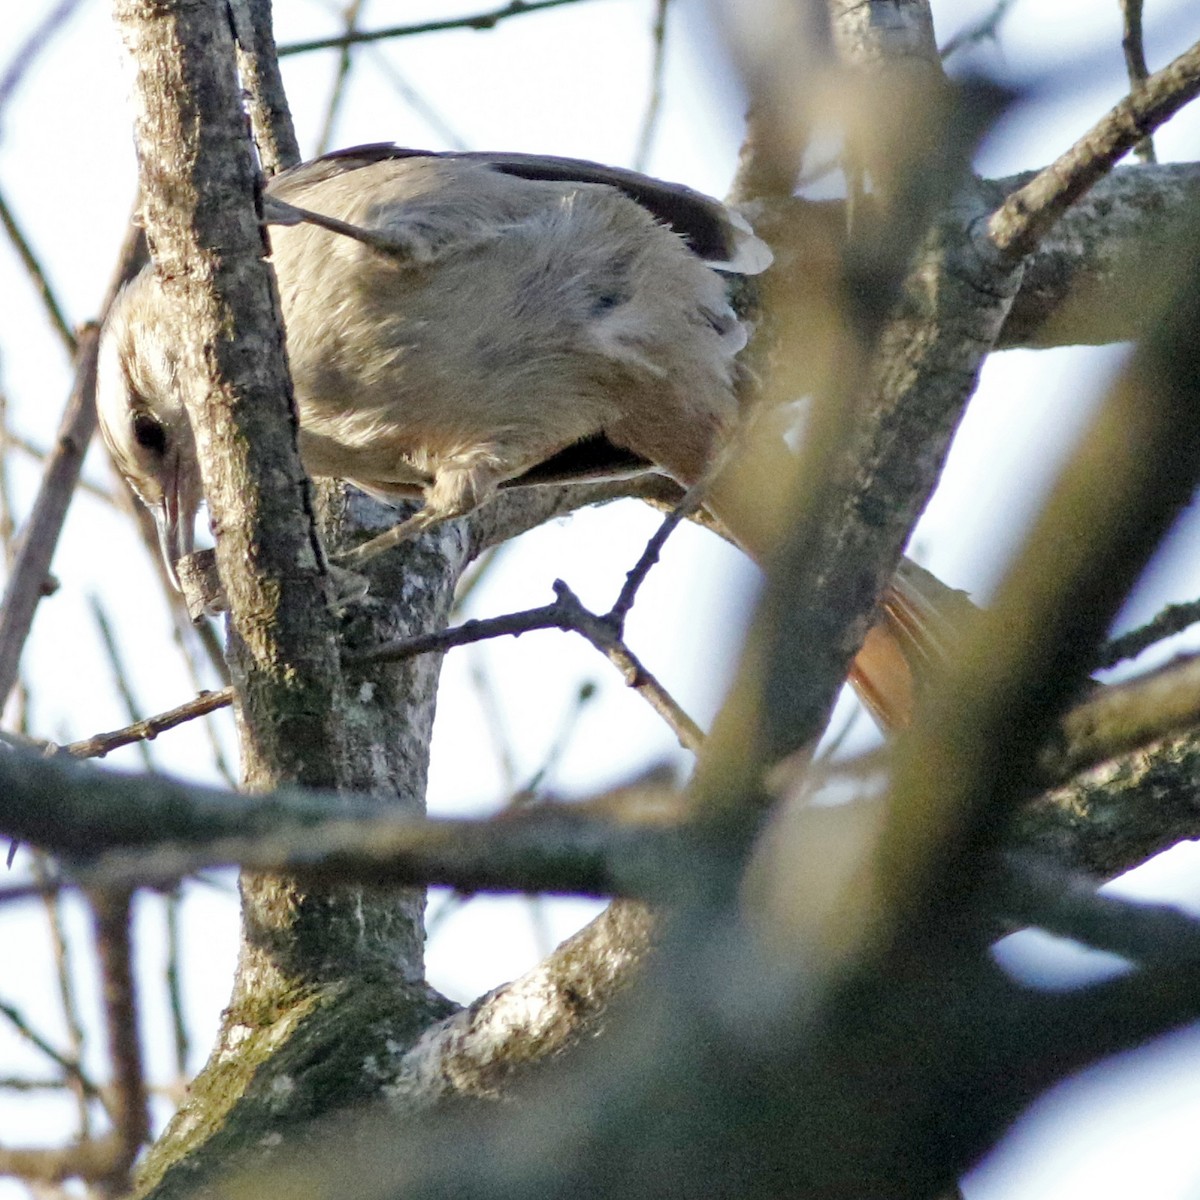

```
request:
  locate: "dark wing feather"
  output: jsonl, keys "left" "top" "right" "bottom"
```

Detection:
{"left": 266, "top": 144, "right": 766, "bottom": 272}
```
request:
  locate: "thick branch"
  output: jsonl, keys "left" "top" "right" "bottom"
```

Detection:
{"left": 875, "top": 206, "right": 1200, "bottom": 946}
{"left": 11, "top": 802, "right": 684, "bottom": 903}
{"left": 761, "top": 164, "right": 1200, "bottom": 351}
{"left": 113, "top": 0, "right": 345, "bottom": 797}
{"left": 227, "top": 0, "right": 301, "bottom": 176}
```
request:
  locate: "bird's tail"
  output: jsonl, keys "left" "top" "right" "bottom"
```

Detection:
{"left": 700, "top": 455, "right": 972, "bottom": 732}
{"left": 848, "top": 558, "right": 975, "bottom": 730}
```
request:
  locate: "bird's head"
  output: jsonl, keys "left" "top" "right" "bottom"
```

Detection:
{"left": 97, "top": 270, "right": 203, "bottom": 590}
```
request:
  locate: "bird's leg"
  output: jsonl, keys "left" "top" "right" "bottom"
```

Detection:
{"left": 335, "top": 507, "right": 441, "bottom": 568}
{"left": 335, "top": 456, "right": 504, "bottom": 568}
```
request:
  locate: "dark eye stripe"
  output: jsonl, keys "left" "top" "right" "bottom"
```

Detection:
{"left": 132, "top": 411, "right": 167, "bottom": 455}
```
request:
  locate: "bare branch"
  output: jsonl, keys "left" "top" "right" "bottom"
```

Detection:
{"left": 4, "top": 796, "right": 685, "bottom": 903}
{"left": 314, "top": 0, "right": 366, "bottom": 156}
{"left": 32, "top": 853, "right": 92, "bottom": 1136}
{"left": 0, "top": 185, "right": 76, "bottom": 356}
{"left": 1097, "top": 597, "right": 1200, "bottom": 668}
{"left": 1001, "top": 854, "right": 1200, "bottom": 966}
{"left": 352, "top": 580, "right": 705, "bottom": 751}
{"left": 1120, "top": 0, "right": 1157, "bottom": 162}
{"left": 388, "top": 901, "right": 654, "bottom": 1110}
{"left": 995, "top": 162, "right": 1200, "bottom": 348}
{"left": 1041, "top": 652, "right": 1200, "bottom": 785}
{"left": 90, "top": 890, "right": 149, "bottom": 1192}
{"left": 60, "top": 686, "right": 233, "bottom": 761}
{"left": 358, "top": 48, "right": 469, "bottom": 150}
{"left": 228, "top": 0, "right": 302, "bottom": 175}
{"left": 878, "top": 207, "right": 1200, "bottom": 949}
{"left": 0, "top": 218, "right": 145, "bottom": 711}
{"left": 0, "top": 1134, "right": 135, "bottom": 1188}
{"left": 989, "top": 37, "right": 1200, "bottom": 260}
{"left": 163, "top": 889, "right": 189, "bottom": 1080}
{"left": 0, "top": 998, "right": 101, "bottom": 1102}
{"left": 632, "top": 0, "right": 669, "bottom": 172}
{"left": 277, "top": 0, "right": 595, "bottom": 57}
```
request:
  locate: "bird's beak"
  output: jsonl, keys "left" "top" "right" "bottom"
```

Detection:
{"left": 152, "top": 466, "right": 196, "bottom": 592}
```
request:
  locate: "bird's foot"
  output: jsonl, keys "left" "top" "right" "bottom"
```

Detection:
{"left": 325, "top": 562, "right": 377, "bottom": 614}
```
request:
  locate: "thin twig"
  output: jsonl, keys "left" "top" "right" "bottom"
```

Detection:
{"left": 352, "top": 580, "right": 704, "bottom": 751}
{"left": 0, "top": 0, "right": 83, "bottom": 115}
{"left": 31, "top": 853, "right": 91, "bottom": 1136}
{"left": 468, "top": 654, "right": 521, "bottom": 787}
{"left": 0, "top": 218, "right": 146, "bottom": 710}
{"left": 1097, "top": 597, "right": 1200, "bottom": 668}
{"left": 0, "top": 1076, "right": 77, "bottom": 1091}
{"left": 6, "top": 427, "right": 120, "bottom": 505}
{"left": 0, "top": 684, "right": 233, "bottom": 763}
{"left": 0, "top": 328, "right": 100, "bottom": 711}
{"left": 362, "top": 47, "right": 469, "bottom": 150}
{"left": 610, "top": 473, "right": 712, "bottom": 626}
{"left": 632, "top": 0, "right": 670, "bottom": 173}
{"left": 430, "top": 673, "right": 598, "bottom": 936}
{"left": 989, "top": 36, "right": 1200, "bottom": 259}
{"left": 61, "top": 687, "right": 234, "bottom": 761}
{"left": 518, "top": 680, "right": 598, "bottom": 800}
{"left": 1120, "top": 0, "right": 1157, "bottom": 163}
{"left": 0, "top": 998, "right": 102, "bottom": 1101}
{"left": 277, "top": 0, "right": 594, "bottom": 56}
{"left": 315, "top": 0, "right": 366, "bottom": 155}
{"left": 0, "top": 186, "right": 76, "bottom": 356}
{"left": 164, "top": 888, "right": 189, "bottom": 1078}
{"left": 166, "top": 610, "right": 236, "bottom": 784}
{"left": 0, "top": 393, "right": 16, "bottom": 566}
{"left": 89, "top": 597, "right": 155, "bottom": 771}
{"left": 451, "top": 544, "right": 503, "bottom": 619}
{"left": 939, "top": 0, "right": 1018, "bottom": 60}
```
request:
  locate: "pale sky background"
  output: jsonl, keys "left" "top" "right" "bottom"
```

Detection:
{"left": 2, "top": 1, "right": 1200, "bottom": 1197}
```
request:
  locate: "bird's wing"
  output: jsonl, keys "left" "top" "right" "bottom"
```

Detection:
{"left": 266, "top": 144, "right": 771, "bottom": 275}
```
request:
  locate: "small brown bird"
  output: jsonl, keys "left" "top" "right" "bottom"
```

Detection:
{"left": 98, "top": 144, "right": 950, "bottom": 728}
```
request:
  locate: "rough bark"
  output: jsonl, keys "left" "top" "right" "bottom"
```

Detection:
{"left": 108, "top": 3, "right": 461, "bottom": 1192}
{"left": 20, "top": 2, "right": 1200, "bottom": 1198}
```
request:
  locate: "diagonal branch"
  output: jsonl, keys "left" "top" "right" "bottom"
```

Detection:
{"left": 989, "top": 37, "right": 1200, "bottom": 260}
{"left": 0, "top": 220, "right": 144, "bottom": 710}
{"left": 0, "top": 185, "right": 76, "bottom": 355}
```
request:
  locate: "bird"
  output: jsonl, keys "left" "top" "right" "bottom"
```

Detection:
{"left": 97, "top": 143, "right": 956, "bottom": 729}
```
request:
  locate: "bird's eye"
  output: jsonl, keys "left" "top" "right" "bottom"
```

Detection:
{"left": 131, "top": 411, "right": 167, "bottom": 455}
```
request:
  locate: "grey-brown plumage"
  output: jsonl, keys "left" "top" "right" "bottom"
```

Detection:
{"left": 99, "top": 144, "right": 956, "bottom": 730}
{"left": 98, "top": 144, "right": 771, "bottom": 574}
